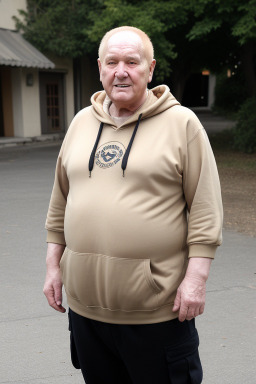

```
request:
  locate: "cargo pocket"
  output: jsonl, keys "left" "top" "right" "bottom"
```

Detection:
{"left": 60, "top": 248, "right": 161, "bottom": 311}
{"left": 68, "top": 310, "right": 80, "bottom": 369}
{"left": 165, "top": 331, "right": 203, "bottom": 384}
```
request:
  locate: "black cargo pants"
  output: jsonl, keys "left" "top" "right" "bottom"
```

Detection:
{"left": 68, "top": 308, "right": 203, "bottom": 384}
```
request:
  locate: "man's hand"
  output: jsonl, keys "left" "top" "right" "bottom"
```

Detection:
{"left": 173, "top": 257, "right": 212, "bottom": 322}
{"left": 43, "top": 243, "right": 66, "bottom": 313}
{"left": 43, "top": 266, "right": 66, "bottom": 313}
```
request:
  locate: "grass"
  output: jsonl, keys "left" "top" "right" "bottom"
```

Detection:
{"left": 209, "top": 130, "right": 256, "bottom": 173}
{"left": 211, "top": 106, "right": 238, "bottom": 121}
{"left": 209, "top": 130, "right": 256, "bottom": 237}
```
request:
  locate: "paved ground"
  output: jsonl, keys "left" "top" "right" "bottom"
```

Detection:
{"left": 0, "top": 140, "right": 255, "bottom": 384}
{"left": 193, "top": 109, "right": 236, "bottom": 135}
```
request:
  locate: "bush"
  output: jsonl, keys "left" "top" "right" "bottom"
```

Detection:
{"left": 233, "top": 98, "right": 256, "bottom": 153}
{"left": 214, "top": 71, "right": 248, "bottom": 114}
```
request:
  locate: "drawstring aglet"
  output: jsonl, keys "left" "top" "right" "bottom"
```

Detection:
{"left": 89, "top": 171, "right": 91, "bottom": 178}
{"left": 123, "top": 169, "right": 125, "bottom": 177}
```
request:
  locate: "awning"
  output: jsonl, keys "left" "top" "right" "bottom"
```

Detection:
{"left": 0, "top": 28, "right": 55, "bottom": 69}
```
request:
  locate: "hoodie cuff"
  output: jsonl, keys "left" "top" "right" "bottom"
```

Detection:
{"left": 188, "top": 244, "right": 217, "bottom": 259}
{"left": 46, "top": 230, "right": 66, "bottom": 245}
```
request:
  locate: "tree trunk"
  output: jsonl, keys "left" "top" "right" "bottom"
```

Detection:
{"left": 241, "top": 41, "right": 256, "bottom": 97}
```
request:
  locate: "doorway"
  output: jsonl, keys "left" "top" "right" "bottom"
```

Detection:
{"left": 39, "top": 72, "right": 65, "bottom": 134}
{"left": 0, "top": 68, "right": 14, "bottom": 137}
{"left": 182, "top": 73, "right": 209, "bottom": 107}
{"left": 0, "top": 73, "right": 4, "bottom": 136}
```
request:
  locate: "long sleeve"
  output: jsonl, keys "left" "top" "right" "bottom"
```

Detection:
{"left": 183, "top": 113, "right": 223, "bottom": 259}
{"left": 45, "top": 145, "right": 69, "bottom": 245}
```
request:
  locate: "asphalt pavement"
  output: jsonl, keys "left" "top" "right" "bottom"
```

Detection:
{"left": 0, "top": 134, "right": 255, "bottom": 383}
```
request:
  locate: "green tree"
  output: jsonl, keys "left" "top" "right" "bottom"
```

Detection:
{"left": 15, "top": 0, "right": 256, "bottom": 99}
{"left": 83, "top": 0, "right": 189, "bottom": 81}
{"left": 14, "top": 0, "right": 105, "bottom": 57}
{"left": 187, "top": 0, "right": 256, "bottom": 97}
{"left": 15, "top": 0, "right": 188, "bottom": 82}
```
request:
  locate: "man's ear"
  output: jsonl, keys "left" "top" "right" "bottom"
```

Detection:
{"left": 148, "top": 59, "right": 156, "bottom": 83}
{"left": 97, "top": 58, "right": 102, "bottom": 81}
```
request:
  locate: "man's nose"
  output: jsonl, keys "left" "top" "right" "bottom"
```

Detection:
{"left": 115, "top": 62, "right": 128, "bottom": 78}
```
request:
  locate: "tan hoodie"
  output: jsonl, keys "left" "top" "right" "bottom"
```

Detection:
{"left": 46, "top": 85, "right": 223, "bottom": 324}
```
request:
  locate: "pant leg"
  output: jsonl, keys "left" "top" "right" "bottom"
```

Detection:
{"left": 111, "top": 318, "right": 203, "bottom": 384}
{"left": 68, "top": 309, "right": 133, "bottom": 384}
{"left": 69, "top": 309, "right": 202, "bottom": 384}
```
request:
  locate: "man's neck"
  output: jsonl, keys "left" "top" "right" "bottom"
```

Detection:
{"left": 109, "top": 91, "right": 148, "bottom": 118}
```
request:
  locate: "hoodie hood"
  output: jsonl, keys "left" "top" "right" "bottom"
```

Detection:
{"left": 91, "top": 85, "right": 180, "bottom": 128}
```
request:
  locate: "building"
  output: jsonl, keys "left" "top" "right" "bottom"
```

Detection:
{"left": 0, "top": 1, "right": 216, "bottom": 139}
{"left": 0, "top": 0, "right": 74, "bottom": 138}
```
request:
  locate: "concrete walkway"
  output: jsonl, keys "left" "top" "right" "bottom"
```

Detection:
{"left": 0, "top": 133, "right": 64, "bottom": 149}
{"left": 193, "top": 109, "right": 236, "bottom": 134}
{"left": 1, "top": 139, "right": 255, "bottom": 383}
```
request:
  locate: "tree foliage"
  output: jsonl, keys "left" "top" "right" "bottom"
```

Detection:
{"left": 14, "top": 0, "right": 105, "bottom": 57}
{"left": 233, "top": 97, "right": 256, "bottom": 153}
{"left": 187, "top": 0, "right": 256, "bottom": 45}
{"left": 15, "top": 0, "right": 190, "bottom": 81}
{"left": 186, "top": 0, "right": 256, "bottom": 96}
{"left": 15, "top": 0, "right": 256, "bottom": 93}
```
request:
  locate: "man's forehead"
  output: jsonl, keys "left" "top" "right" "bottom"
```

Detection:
{"left": 107, "top": 31, "right": 143, "bottom": 50}
{"left": 105, "top": 51, "right": 141, "bottom": 60}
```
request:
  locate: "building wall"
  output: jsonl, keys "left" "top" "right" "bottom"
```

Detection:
{"left": 0, "top": 0, "right": 26, "bottom": 30}
{"left": 21, "top": 69, "right": 41, "bottom": 137}
{"left": 11, "top": 60, "right": 75, "bottom": 138}
{"left": 11, "top": 68, "right": 41, "bottom": 137}
{"left": 208, "top": 74, "right": 216, "bottom": 108}
{"left": 11, "top": 68, "right": 23, "bottom": 136}
{"left": 0, "top": 0, "right": 75, "bottom": 137}
{"left": 0, "top": 0, "right": 41, "bottom": 138}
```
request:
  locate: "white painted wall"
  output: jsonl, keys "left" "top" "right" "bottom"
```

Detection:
{"left": 0, "top": 0, "right": 74, "bottom": 137}
{"left": 11, "top": 57, "right": 74, "bottom": 137}
{"left": 11, "top": 68, "right": 41, "bottom": 137}
{"left": 11, "top": 68, "right": 23, "bottom": 136}
{"left": 0, "top": 0, "right": 26, "bottom": 30}
{"left": 208, "top": 74, "right": 216, "bottom": 108}
{"left": 21, "top": 69, "right": 41, "bottom": 136}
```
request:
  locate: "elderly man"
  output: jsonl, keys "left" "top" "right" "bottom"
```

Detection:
{"left": 44, "top": 26, "right": 223, "bottom": 384}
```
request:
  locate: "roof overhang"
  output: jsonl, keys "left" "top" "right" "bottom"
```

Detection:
{"left": 0, "top": 28, "right": 55, "bottom": 69}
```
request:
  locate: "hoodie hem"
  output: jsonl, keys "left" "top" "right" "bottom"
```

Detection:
{"left": 67, "top": 295, "right": 177, "bottom": 325}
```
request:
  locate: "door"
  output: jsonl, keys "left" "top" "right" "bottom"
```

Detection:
{"left": 0, "top": 72, "right": 4, "bottom": 137}
{"left": 0, "top": 68, "right": 14, "bottom": 137}
{"left": 39, "top": 72, "right": 65, "bottom": 134}
{"left": 182, "top": 73, "right": 209, "bottom": 107}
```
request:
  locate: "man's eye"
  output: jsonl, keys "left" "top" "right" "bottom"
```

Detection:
{"left": 107, "top": 61, "right": 115, "bottom": 65}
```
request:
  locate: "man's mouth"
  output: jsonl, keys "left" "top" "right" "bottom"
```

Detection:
{"left": 114, "top": 85, "right": 130, "bottom": 88}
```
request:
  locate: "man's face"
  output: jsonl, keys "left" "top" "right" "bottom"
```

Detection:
{"left": 98, "top": 31, "right": 156, "bottom": 112}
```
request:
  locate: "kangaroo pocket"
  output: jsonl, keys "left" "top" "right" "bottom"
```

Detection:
{"left": 60, "top": 248, "right": 162, "bottom": 312}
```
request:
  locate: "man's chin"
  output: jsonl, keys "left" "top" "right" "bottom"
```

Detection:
{"left": 111, "top": 94, "right": 133, "bottom": 104}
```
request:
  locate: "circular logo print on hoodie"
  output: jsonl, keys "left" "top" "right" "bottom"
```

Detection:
{"left": 95, "top": 141, "right": 126, "bottom": 169}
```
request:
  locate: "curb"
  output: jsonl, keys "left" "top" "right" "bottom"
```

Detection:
{"left": 0, "top": 133, "right": 65, "bottom": 148}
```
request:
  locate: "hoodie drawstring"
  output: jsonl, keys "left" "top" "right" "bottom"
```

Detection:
{"left": 88, "top": 122, "right": 104, "bottom": 177}
{"left": 121, "top": 113, "right": 142, "bottom": 177}
{"left": 88, "top": 113, "right": 142, "bottom": 177}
